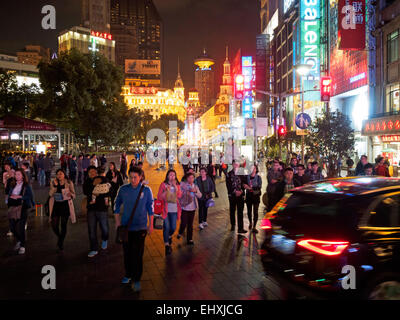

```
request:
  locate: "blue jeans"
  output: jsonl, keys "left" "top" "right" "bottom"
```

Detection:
{"left": 87, "top": 210, "right": 109, "bottom": 251}
{"left": 38, "top": 170, "right": 45, "bottom": 186}
{"left": 163, "top": 212, "right": 177, "bottom": 244}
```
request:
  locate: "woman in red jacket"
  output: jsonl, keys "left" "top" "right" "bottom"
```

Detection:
{"left": 375, "top": 156, "right": 390, "bottom": 177}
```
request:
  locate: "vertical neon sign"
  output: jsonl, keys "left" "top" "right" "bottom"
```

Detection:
{"left": 300, "top": 0, "right": 321, "bottom": 80}
{"left": 242, "top": 56, "right": 253, "bottom": 119}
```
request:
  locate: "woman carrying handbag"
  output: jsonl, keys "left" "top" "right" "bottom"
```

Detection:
{"left": 157, "top": 169, "right": 182, "bottom": 256}
{"left": 7, "top": 169, "right": 34, "bottom": 255}
{"left": 177, "top": 172, "right": 202, "bottom": 245}
{"left": 49, "top": 169, "right": 76, "bottom": 251}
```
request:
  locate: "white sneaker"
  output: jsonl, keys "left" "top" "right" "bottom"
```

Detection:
{"left": 199, "top": 223, "right": 204, "bottom": 230}
{"left": 14, "top": 242, "right": 21, "bottom": 251}
{"left": 6, "top": 231, "right": 13, "bottom": 237}
{"left": 18, "top": 247, "right": 25, "bottom": 255}
{"left": 203, "top": 222, "right": 208, "bottom": 227}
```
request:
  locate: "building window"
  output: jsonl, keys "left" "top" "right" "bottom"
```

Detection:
{"left": 388, "top": 30, "right": 399, "bottom": 63}
{"left": 386, "top": 83, "right": 400, "bottom": 113}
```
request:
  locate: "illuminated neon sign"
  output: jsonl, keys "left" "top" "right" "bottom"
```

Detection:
{"left": 300, "top": 0, "right": 321, "bottom": 79}
{"left": 91, "top": 31, "right": 113, "bottom": 41}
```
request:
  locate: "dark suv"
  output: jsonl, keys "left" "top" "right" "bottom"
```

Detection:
{"left": 260, "top": 177, "right": 400, "bottom": 300}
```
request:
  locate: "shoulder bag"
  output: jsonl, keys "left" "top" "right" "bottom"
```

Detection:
{"left": 116, "top": 185, "right": 145, "bottom": 244}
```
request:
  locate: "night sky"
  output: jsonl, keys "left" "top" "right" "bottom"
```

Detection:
{"left": 0, "top": 0, "right": 260, "bottom": 90}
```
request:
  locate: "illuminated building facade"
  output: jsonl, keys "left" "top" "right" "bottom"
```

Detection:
{"left": 82, "top": 0, "right": 111, "bottom": 33}
{"left": 185, "top": 89, "right": 201, "bottom": 146}
{"left": 199, "top": 49, "right": 231, "bottom": 149}
{"left": 0, "top": 54, "right": 40, "bottom": 88}
{"left": 110, "top": 0, "right": 162, "bottom": 86}
{"left": 194, "top": 49, "right": 215, "bottom": 108}
{"left": 17, "top": 45, "right": 50, "bottom": 66}
{"left": 122, "top": 71, "right": 186, "bottom": 122}
{"left": 58, "top": 26, "right": 116, "bottom": 63}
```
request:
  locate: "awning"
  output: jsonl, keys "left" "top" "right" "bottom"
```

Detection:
{"left": 0, "top": 115, "right": 56, "bottom": 131}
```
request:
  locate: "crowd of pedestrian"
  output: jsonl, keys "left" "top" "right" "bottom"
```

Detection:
{"left": 3, "top": 148, "right": 400, "bottom": 294}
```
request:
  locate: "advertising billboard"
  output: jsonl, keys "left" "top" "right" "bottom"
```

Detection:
{"left": 338, "top": 0, "right": 366, "bottom": 50}
{"left": 330, "top": 0, "right": 368, "bottom": 96}
{"left": 125, "top": 59, "right": 161, "bottom": 75}
{"left": 300, "top": 0, "right": 321, "bottom": 80}
{"left": 242, "top": 56, "right": 254, "bottom": 118}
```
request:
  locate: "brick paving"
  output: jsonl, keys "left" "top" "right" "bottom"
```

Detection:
{"left": 0, "top": 156, "right": 284, "bottom": 300}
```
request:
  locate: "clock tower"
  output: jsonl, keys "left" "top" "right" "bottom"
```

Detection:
{"left": 219, "top": 46, "right": 233, "bottom": 98}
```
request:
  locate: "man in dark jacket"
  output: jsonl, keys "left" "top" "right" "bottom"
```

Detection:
{"left": 267, "top": 160, "right": 283, "bottom": 211}
{"left": 355, "top": 155, "right": 369, "bottom": 176}
{"left": 226, "top": 160, "right": 247, "bottom": 233}
{"left": 294, "top": 164, "right": 310, "bottom": 186}
{"left": 274, "top": 168, "right": 301, "bottom": 203}
{"left": 83, "top": 166, "right": 110, "bottom": 258}
{"left": 82, "top": 154, "right": 91, "bottom": 181}
{"left": 43, "top": 153, "right": 54, "bottom": 186}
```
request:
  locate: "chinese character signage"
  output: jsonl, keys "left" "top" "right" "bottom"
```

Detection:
{"left": 91, "top": 31, "right": 113, "bottom": 41}
{"left": 338, "top": 0, "right": 366, "bottom": 50}
{"left": 242, "top": 56, "right": 254, "bottom": 118}
{"left": 129, "top": 87, "right": 158, "bottom": 95}
{"left": 362, "top": 116, "right": 400, "bottom": 136}
{"left": 300, "top": 0, "right": 321, "bottom": 80}
{"left": 381, "top": 135, "right": 400, "bottom": 143}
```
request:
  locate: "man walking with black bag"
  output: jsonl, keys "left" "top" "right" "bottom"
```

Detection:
{"left": 114, "top": 167, "right": 154, "bottom": 292}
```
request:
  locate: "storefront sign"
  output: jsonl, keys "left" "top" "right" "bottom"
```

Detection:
{"left": 380, "top": 135, "right": 400, "bottom": 143}
{"left": 338, "top": 0, "right": 366, "bottom": 50}
{"left": 91, "top": 31, "right": 112, "bottom": 41}
{"left": 300, "top": 0, "right": 321, "bottom": 79}
{"left": 129, "top": 87, "right": 158, "bottom": 95}
{"left": 362, "top": 116, "right": 400, "bottom": 136}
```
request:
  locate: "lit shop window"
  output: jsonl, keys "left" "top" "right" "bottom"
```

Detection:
{"left": 386, "top": 84, "right": 400, "bottom": 113}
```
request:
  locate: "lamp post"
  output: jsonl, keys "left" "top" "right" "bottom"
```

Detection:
{"left": 295, "top": 64, "right": 312, "bottom": 164}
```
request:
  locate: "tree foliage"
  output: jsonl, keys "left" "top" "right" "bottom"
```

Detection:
{"left": 0, "top": 70, "right": 40, "bottom": 117}
{"left": 35, "top": 49, "right": 140, "bottom": 151}
{"left": 305, "top": 110, "right": 355, "bottom": 177}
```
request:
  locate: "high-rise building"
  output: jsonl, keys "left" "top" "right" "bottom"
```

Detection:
{"left": 58, "top": 26, "right": 115, "bottom": 63}
{"left": 17, "top": 45, "right": 50, "bottom": 66}
{"left": 110, "top": 0, "right": 162, "bottom": 86}
{"left": 194, "top": 49, "right": 215, "bottom": 108}
{"left": 82, "top": 0, "right": 111, "bottom": 33}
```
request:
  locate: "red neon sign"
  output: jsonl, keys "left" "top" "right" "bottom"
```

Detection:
{"left": 363, "top": 117, "right": 400, "bottom": 135}
{"left": 129, "top": 87, "right": 158, "bottom": 95}
{"left": 91, "top": 31, "right": 113, "bottom": 41}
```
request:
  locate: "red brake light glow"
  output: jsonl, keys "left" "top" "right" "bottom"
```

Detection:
{"left": 260, "top": 218, "right": 271, "bottom": 230}
{"left": 297, "top": 239, "right": 349, "bottom": 256}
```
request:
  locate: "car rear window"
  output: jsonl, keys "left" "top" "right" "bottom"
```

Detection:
{"left": 272, "top": 193, "right": 369, "bottom": 236}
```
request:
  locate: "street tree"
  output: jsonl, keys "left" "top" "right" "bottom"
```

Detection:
{"left": 0, "top": 69, "right": 40, "bottom": 117}
{"left": 36, "top": 49, "right": 140, "bottom": 151}
{"left": 305, "top": 110, "right": 355, "bottom": 177}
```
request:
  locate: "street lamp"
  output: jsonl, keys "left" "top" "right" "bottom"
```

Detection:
{"left": 295, "top": 64, "right": 312, "bottom": 164}
{"left": 253, "top": 101, "right": 261, "bottom": 162}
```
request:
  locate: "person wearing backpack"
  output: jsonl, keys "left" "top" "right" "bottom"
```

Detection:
{"left": 177, "top": 172, "right": 202, "bottom": 245}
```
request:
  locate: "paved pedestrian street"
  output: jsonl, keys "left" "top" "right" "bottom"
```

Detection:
{"left": 0, "top": 158, "right": 285, "bottom": 300}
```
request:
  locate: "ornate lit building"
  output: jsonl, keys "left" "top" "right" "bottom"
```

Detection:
{"left": 185, "top": 89, "right": 202, "bottom": 146}
{"left": 122, "top": 69, "right": 186, "bottom": 122}
{"left": 194, "top": 49, "right": 215, "bottom": 108}
{"left": 199, "top": 48, "right": 231, "bottom": 148}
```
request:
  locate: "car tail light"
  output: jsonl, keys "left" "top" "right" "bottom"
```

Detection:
{"left": 297, "top": 239, "right": 349, "bottom": 256}
{"left": 260, "top": 218, "right": 271, "bottom": 230}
